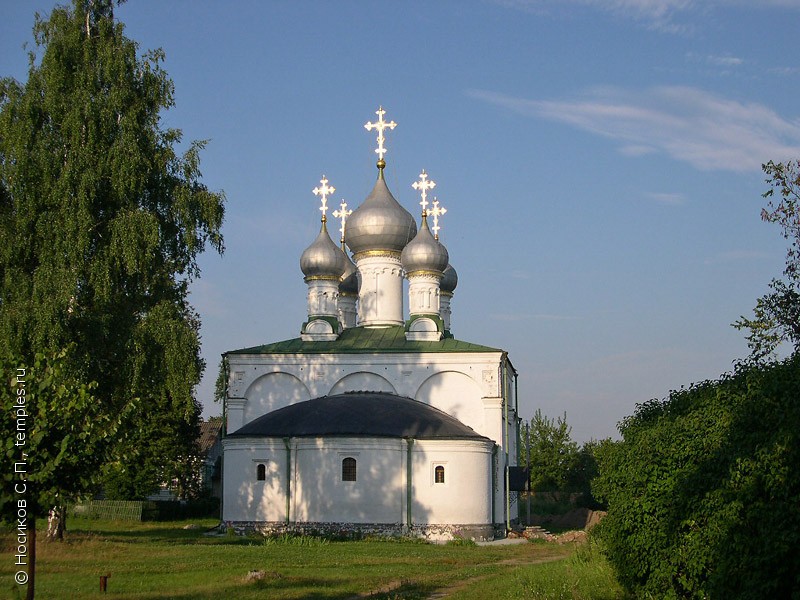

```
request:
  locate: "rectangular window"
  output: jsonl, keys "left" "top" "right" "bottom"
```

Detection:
{"left": 342, "top": 457, "right": 357, "bottom": 481}
{"left": 434, "top": 465, "right": 445, "bottom": 484}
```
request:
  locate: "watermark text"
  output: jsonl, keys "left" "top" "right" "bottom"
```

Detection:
{"left": 12, "top": 367, "right": 29, "bottom": 586}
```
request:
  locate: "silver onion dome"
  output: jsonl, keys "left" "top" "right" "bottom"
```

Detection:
{"left": 441, "top": 263, "right": 458, "bottom": 293}
{"left": 345, "top": 175, "right": 417, "bottom": 255}
{"left": 300, "top": 220, "right": 347, "bottom": 280}
{"left": 401, "top": 214, "right": 449, "bottom": 275}
{"left": 339, "top": 247, "right": 359, "bottom": 294}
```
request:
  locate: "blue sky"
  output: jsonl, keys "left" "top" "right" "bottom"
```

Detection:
{"left": 3, "top": 1, "right": 799, "bottom": 442}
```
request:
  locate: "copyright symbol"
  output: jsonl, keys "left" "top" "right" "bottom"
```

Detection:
{"left": 15, "top": 571, "right": 28, "bottom": 585}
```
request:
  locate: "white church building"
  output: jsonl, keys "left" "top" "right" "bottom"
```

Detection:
{"left": 221, "top": 107, "right": 520, "bottom": 541}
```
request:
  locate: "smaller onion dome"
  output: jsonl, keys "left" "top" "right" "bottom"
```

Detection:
{"left": 339, "top": 246, "right": 359, "bottom": 294}
{"left": 441, "top": 263, "right": 458, "bottom": 293}
{"left": 300, "top": 220, "right": 347, "bottom": 280}
{"left": 401, "top": 214, "right": 449, "bottom": 275}
{"left": 345, "top": 175, "right": 417, "bottom": 255}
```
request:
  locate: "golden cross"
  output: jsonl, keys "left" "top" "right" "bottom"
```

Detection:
{"left": 412, "top": 169, "right": 436, "bottom": 216}
{"left": 332, "top": 200, "right": 352, "bottom": 244}
{"left": 364, "top": 106, "right": 397, "bottom": 163}
{"left": 429, "top": 198, "right": 447, "bottom": 240}
{"left": 312, "top": 175, "right": 335, "bottom": 221}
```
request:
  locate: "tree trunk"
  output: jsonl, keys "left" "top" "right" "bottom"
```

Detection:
{"left": 46, "top": 506, "right": 66, "bottom": 542}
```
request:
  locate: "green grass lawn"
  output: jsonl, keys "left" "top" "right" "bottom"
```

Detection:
{"left": 0, "top": 518, "right": 626, "bottom": 599}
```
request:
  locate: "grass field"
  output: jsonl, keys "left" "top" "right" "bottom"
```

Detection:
{"left": 1, "top": 518, "right": 626, "bottom": 599}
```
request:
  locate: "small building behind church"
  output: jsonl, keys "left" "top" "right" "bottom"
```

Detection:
{"left": 221, "top": 108, "right": 520, "bottom": 541}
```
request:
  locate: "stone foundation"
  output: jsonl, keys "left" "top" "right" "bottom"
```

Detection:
{"left": 223, "top": 520, "right": 498, "bottom": 542}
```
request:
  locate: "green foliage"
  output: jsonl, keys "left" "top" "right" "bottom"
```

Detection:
{"left": 568, "top": 439, "right": 608, "bottom": 507}
{"left": 214, "top": 355, "right": 229, "bottom": 403}
{"left": 522, "top": 410, "right": 605, "bottom": 507}
{"left": 0, "top": 349, "right": 127, "bottom": 517}
{"left": 523, "top": 410, "right": 580, "bottom": 492}
{"left": 102, "top": 460, "right": 161, "bottom": 500}
{"left": 593, "top": 354, "right": 800, "bottom": 599}
{"left": 0, "top": 1, "right": 224, "bottom": 499}
{"left": 762, "top": 159, "right": 800, "bottom": 279}
{"left": 734, "top": 277, "right": 800, "bottom": 362}
{"left": 734, "top": 160, "right": 800, "bottom": 361}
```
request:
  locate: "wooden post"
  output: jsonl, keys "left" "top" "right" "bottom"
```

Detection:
{"left": 526, "top": 421, "right": 531, "bottom": 526}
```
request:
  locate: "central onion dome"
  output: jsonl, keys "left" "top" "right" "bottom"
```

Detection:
{"left": 300, "top": 220, "right": 347, "bottom": 280}
{"left": 345, "top": 175, "right": 417, "bottom": 255}
{"left": 401, "top": 214, "right": 449, "bottom": 274}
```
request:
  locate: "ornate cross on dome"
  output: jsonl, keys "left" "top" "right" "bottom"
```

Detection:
{"left": 332, "top": 200, "right": 352, "bottom": 244}
{"left": 412, "top": 169, "right": 436, "bottom": 216}
{"left": 429, "top": 198, "right": 447, "bottom": 240}
{"left": 364, "top": 106, "right": 397, "bottom": 166}
{"left": 312, "top": 175, "right": 335, "bottom": 222}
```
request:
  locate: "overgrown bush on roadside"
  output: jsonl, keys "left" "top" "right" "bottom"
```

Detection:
{"left": 592, "top": 353, "right": 800, "bottom": 599}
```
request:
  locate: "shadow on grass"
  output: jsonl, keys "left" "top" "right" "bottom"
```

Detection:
{"left": 67, "top": 526, "right": 229, "bottom": 545}
{"left": 130, "top": 575, "right": 435, "bottom": 600}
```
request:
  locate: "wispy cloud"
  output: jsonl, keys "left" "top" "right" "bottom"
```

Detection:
{"left": 493, "top": 0, "right": 698, "bottom": 33}
{"left": 645, "top": 192, "right": 686, "bottom": 205}
{"left": 467, "top": 86, "right": 800, "bottom": 172}
{"left": 490, "top": 313, "right": 580, "bottom": 321}
{"left": 707, "top": 55, "right": 743, "bottom": 67}
{"left": 495, "top": 0, "right": 800, "bottom": 34}
{"left": 686, "top": 52, "right": 744, "bottom": 68}
{"left": 769, "top": 66, "right": 800, "bottom": 76}
{"left": 703, "top": 250, "right": 774, "bottom": 265}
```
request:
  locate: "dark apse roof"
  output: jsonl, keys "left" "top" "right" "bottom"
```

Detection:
{"left": 226, "top": 324, "right": 502, "bottom": 356}
{"left": 228, "top": 392, "right": 492, "bottom": 441}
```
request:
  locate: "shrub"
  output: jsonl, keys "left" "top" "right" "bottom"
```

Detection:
{"left": 593, "top": 354, "right": 800, "bottom": 599}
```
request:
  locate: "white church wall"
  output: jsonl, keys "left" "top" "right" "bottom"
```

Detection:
{"left": 222, "top": 438, "right": 287, "bottom": 523}
{"left": 242, "top": 372, "right": 311, "bottom": 424}
{"left": 411, "top": 440, "right": 493, "bottom": 525}
{"left": 415, "top": 371, "right": 484, "bottom": 435}
{"left": 228, "top": 351, "right": 508, "bottom": 439}
{"left": 292, "top": 438, "right": 405, "bottom": 524}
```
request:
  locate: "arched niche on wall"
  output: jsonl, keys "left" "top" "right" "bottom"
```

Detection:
{"left": 415, "top": 371, "right": 484, "bottom": 435}
{"left": 329, "top": 372, "right": 397, "bottom": 396}
{"left": 244, "top": 372, "right": 311, "bottom": 423}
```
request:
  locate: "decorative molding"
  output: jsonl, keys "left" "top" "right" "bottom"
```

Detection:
{"left": 406, "top": 270, "right": 444, "bottom": 280}
{"left": 353, "top": 249, "right": 402, "bottom": 261}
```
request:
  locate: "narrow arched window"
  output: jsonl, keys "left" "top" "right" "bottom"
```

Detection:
{"left": 256, "top": 463, "right": 266, "bottom": 481}
{"left": 434, "top": 465, "right": 445, "bottom": 484}
{"left": 342, "top": 457, "right": 357, "bottom": 481}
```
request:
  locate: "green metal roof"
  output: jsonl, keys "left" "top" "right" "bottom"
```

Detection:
{"left": 226, "top": 325, "right": 503, "bottom": 356}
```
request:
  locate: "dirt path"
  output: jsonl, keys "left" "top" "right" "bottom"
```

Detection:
{"left": 351, "top": 545, "right": 569, "bottom": 600}
{"left": 424, "top": 552, "right": 567, "bottom": 599}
